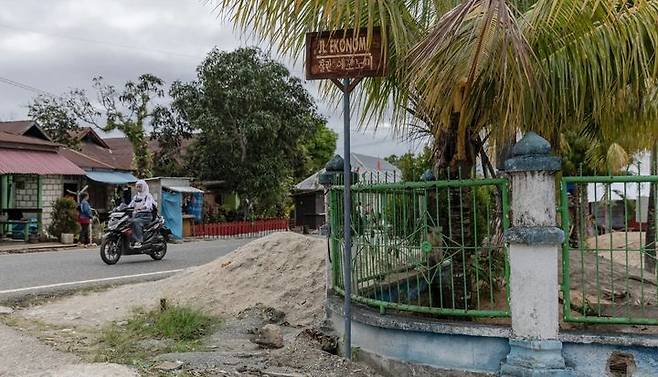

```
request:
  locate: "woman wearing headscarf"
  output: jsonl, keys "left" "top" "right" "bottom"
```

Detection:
{"left": 129, "top": 180, "right": 156, "bottom": 248}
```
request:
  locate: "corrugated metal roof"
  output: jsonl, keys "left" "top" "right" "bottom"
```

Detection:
{"left": 0, "top": 148, "right": 85, "bottom": 175}
{"left": 60, "top": 147, "right": 116, "bottom": 170}
{"left": 86, "top": 171, "right": 138, "bottom": 184}
{"left": 164, "top": 186, "right": 204, "bottom": 193}
{"left": 0, "top": 131, "right": 57, "bottom": 148}
{"left": 0, "top": 120, "right": 52, "bottom": 141}
{"left": 0, "top": 121, "right": 34, "bottom": 135}
{"left": 293, "top": 153, "right": 402, "bottom": 192}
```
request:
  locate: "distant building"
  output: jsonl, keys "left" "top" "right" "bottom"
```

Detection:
{"left": 0, "top": 124, "right": 85, "bottom": 237}
{"left": 291, "top": 153, "right": 401, "bottom": 231}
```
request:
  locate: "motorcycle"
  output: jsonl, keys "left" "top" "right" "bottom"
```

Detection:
{"left": 100, "top": 203, "right": 171, "bottom": 265}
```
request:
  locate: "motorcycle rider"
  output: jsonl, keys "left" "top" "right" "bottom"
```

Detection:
{"left": 129, "top": 180, "right": 156, "bottom": 248}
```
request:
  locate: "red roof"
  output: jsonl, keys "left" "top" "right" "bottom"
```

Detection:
{"left": 0, "top": 131, "right": 58, "bottom": 151}
{"left": 69, "top": 127, "right": 110, "bottom": 149}
{"left": 101, "top": 137, "right": 193, "bottom": 171}
{"left": 79, "top": 141, "right": 133, "bottom": 171}
{"left": 0, "top": 120, "right": 34, "bottom": 135}
{"left": 59, "top": 148, "right": 116, "bottom": 170}
{"left": 0, "top": 148, "right": 85, "bottom": 175}
{"left": 0, "top": 120, "right": 52, "bottom": 141}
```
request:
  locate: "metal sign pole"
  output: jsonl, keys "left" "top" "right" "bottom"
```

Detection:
{"left": 305, "top": 27, "right": 385, "bottom": 363}
{"left": 341, "top": 77, "right": 352, "bottom": 360}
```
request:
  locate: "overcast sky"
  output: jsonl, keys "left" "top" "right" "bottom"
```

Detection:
{"left": 0, "top": 0, "right": 421, "bottom": 158}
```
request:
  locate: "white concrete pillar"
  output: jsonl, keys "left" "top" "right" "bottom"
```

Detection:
{"left": 500, "top": 132, "right": 576, "bottom": 377}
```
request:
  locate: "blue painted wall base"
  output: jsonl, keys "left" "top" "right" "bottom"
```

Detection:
{"left": 500, "top": 339, "right": 578, "bottom": 377}
{"left": 326, "top": 293, "right": 658, "bottom": 377}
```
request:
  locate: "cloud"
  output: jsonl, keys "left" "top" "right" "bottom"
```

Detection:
{"left": 0, "top": 0, "right": 417, "bottom": 156}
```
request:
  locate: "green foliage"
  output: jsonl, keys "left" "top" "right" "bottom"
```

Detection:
{"left": 176, "top": 47, "right": 331, "bottom": 217}
{"left": 152, "top": 306, "right": 217, "bottom": 341}
{"left": 385, "top": 146, "right": 433, "bottom": 181}
{"left": 94, "top": 74, "right": 171, "bottom": 178}
{"left": 29, "top": 74, "right": 174, "bottom": 178}
{"left": 47, "top": 197, "right": 80, "bottom": 238}
{"left": 298, "top": 121, "right": 338, "bottom": 177}
{"left": 217, "top": 0, "right": 658, "bottom": 174}
{"left": 95, "top": 305, "right": 219, "bottom": 365}
{"left": 28, "top": 89, "right": 98, "bottom": 149}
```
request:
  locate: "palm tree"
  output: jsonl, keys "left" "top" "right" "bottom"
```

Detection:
{"left": 214, "top": 0, "right": 658, "bottom": 307}
{"left": 214, "top": 0, "right": 658, "bottom": 176}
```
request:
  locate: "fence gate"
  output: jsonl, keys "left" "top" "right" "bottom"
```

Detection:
{"left": 328, "top": 177, "right": 511, "bottom": 318}
{"left": 560, "top": 175, "right": 658, "bottom": 325}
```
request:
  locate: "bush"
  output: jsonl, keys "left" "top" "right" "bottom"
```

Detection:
{"left": 48, "top": 197, "right": 80, "bottom": 238}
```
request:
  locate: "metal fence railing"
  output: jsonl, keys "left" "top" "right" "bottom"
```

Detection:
{"left": 560, "top": 174, "right": 658, "bottom": 325}
{"left": 192, "top": 219, "right": 289, "bottom": 239}
{"left": 328, "top": 177, "right": 510, "bottom": 318}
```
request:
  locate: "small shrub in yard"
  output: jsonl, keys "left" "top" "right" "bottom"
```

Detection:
{"left": 94, "top": 305, "right": 220, "bottom": 365}
{"left": 48, "top": 197, "right": 80, "bottom": 238}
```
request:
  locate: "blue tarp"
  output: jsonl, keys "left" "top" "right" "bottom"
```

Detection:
{"left": 85, "top": 171, "right": 138, "bottom": 185}
{"left": 190, "top": 192, "right": 202, "bottom": 222}
{"left": 162, "top": 191, "right": 182, "bottom": 239}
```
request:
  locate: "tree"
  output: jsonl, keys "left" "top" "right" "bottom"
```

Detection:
{"left": 28, "top": 89, "right": 98, "bottom": 149}
{"left": 29, "top": 75, "right": 171, "bottom": 177}
{"left": 215, "top": 0, "right": 658, "bottom": 177}
{"left": 215, "top": 0, "right": 658, "bottom": 309}
{"left": 92, "top": 74, "right": 170, "bottom": 177}
{"left": 298, "top": 121, "right": 338, "bottom": 178}
{"left": 151, "top": 98, "right": 194, "bottom": 177}
{"left": 176, "top": 47, "right": 330, "bottom": 217}
{"left": 385, "top": 147, "right": 433, "bottom": 181}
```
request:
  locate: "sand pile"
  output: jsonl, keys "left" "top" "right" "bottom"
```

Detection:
{"left": 160, "top": 232, "right": 327, "bottom": 326}
{"left": 23, "top": 233, "right": 327, "bottom": 328}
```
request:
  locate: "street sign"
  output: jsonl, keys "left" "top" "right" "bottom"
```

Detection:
{"left": 304, "top": 27, "right": 386, "bottom": 361}
{"left": 305, "top": 28, "right": 385, "bottom": 80}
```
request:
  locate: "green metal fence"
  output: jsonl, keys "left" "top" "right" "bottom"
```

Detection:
{"left": 328, "top": 177, "right": 511, "bottom": 318}
{"left": 560, "top": 174, "right": 658, "bottom": 325}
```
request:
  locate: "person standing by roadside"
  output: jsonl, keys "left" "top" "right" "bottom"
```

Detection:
{"left": 78, "top": 192, "right": 93, "bottom": 247}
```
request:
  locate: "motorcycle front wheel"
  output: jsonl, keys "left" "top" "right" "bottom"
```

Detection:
{"left": 100, "top": 237, "right": 122, "bottom": 265}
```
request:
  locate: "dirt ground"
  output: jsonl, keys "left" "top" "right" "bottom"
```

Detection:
{"left": 0, "top": 322, "right": 137, "bottom": 377}
{"left": 2, "top": 233, "right": 384, "bottom": 377}
{"left": 21, "top": 233, "right": 326, "bottom": 329}
{"left": 562, "top": 231, "right": 658, "bottom": 333}
{"left": 11, "top": 231, "right": 658, "bottom": 375}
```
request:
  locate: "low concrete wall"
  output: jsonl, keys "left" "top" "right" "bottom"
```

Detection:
{"left": 326, "top": 294, "right": 510, "bottom": 375}
{"left": 327, "top": 293, "right": 658, "bottom": 377}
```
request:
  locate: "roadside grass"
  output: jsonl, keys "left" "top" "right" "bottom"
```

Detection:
{"left": 93, "top": 305, "right": 221, "bottom": 367}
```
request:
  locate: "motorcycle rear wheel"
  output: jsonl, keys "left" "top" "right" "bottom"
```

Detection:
{"left": 100, "top": 238, "right": 122, "bottom": 265}
{"left": 150, "top": 240, "right": 167, "bottom": 261}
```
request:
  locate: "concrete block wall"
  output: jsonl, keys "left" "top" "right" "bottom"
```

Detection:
{"left": 42, "top": 175, "right": 64, "bottom": 230}
{"left": 13, "top": 175, "right": 38, "bottom": 208}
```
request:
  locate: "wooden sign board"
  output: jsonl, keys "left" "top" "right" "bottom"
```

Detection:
{"left": 305, "top": 28, "right": 386, "bottom": 80}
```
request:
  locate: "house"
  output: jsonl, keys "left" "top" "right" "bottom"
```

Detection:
{"left": 586, "top": 152, "right": 653, "bottom": 231}
{"left": 60, "top": 128, "right": 138, "bottom": 216}
{"left": 291, "top": 153, "right": 401, "bottom": 231}
{"left": 0, "top": 130, "right": 85, "bottom": 237}
{"left": 102, "top": 136, "right": 194, "bottom": 172}
{"left": 0, "top": 122, "right": 139, "bottom": 218}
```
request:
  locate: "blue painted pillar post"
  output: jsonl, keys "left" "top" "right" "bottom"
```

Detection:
{"left": 501, "top": 132, "right": 575, "bottom": 377}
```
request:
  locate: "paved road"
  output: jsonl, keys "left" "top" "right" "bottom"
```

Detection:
{"left": 0, "top": 238, "right": 250, "bottom": 301}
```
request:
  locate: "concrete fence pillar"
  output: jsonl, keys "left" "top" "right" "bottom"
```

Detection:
{"left": 500, "top": 132, "right": 575, "bottom": 377}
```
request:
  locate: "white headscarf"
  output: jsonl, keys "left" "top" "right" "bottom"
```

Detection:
{"left": 131, "top": 180, "right": 156, "bottom": 212}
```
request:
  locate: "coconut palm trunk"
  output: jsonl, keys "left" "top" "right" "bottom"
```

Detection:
{"left": 431, "top": 114, "right": 479, "bottom": 309}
